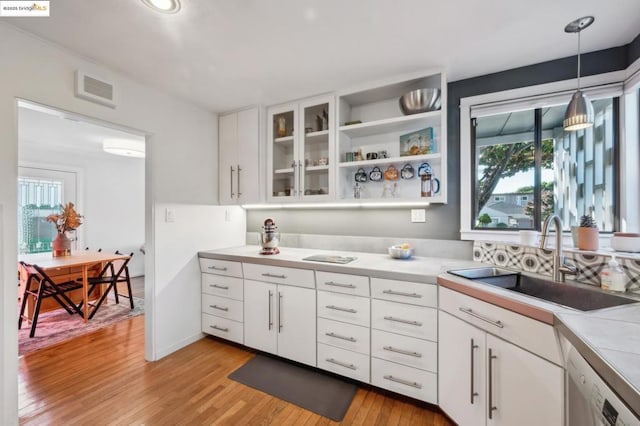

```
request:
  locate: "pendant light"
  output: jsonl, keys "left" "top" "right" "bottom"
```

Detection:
{"left": 563, "top": 16, "right": 595, "bottom": 131}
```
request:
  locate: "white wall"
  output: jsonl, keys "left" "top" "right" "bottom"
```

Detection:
{"left": 152, "top": 203, "right": 245, "bottom": 359}
{"left": 0, "top": 24, "right": 219, "bottom": 425}
{"left": 19, "top": 148, "right": 146, "bottom": 276}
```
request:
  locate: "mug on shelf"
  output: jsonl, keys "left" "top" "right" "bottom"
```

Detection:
{"left": 417, "top": 162, "right": 433, "bottom": 176}
{"left": 384, "top": 165, "right": 398, "bottom": 181}
{"left": 369, "top": 166, "right": 383, "bottom": 182}
{"left": 355, "top": 168, "right": 368, "bottom": 182}
{"left": 366, "top": 152, "right": 378, "bottom": 160}
{"left": 401, "top": 163, "right": 415, "bottom": 179}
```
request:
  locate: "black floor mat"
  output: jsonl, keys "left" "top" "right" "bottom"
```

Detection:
{"left": 228, "top": 354, "right": 358, "bottom": 421}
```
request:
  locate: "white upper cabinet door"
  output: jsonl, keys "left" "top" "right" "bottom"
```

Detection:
{"left": 438, "top": 311, "right": 487, "bottom": 426}
{"left": 219, "top": 107, "right": 261, "bottom": 205}
{"left": 243, "top": 279, "right": 277, "bottom": 355}
{"left": 276, "top": 285, "right": 317, "bottom": 367}
{"left": 219, "top": 112, "right": 238, "bottom": 205}
{"left": 236, "top": 107, "right": 260, "bottom": 204}
{"left": 486, "top": 333, "right": 564, "bottom": 426}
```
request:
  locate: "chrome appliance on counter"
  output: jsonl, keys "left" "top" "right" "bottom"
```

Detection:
{"left": 259, "top": 218, "right": 280, "bottom": 255}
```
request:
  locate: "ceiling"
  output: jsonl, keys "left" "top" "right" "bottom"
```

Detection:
{"left": 18, "top": 103, "right": 145, "bottom": 157}
{"left": 6, "top": 0, "right": 640, "bottom": 113}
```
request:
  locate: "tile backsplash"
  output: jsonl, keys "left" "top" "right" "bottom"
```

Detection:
{"left": 473, "top": 241, "right": 640, "bottom": 292}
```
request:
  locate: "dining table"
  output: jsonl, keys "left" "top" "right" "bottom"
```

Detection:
{"left": 19, "top": 250, "right": 130, "bottom": 322}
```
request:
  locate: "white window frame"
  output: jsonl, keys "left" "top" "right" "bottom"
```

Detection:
{"left": 460, "top": 67, "right": 638, "bottom": 246}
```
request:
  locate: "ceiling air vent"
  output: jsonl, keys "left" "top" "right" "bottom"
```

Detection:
{"left": 74, "top": 70, "right": 116, "bottom": 108}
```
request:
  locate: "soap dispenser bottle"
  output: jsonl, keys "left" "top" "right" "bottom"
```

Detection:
{"left": 600, "top": 256, "right": 626, "bottom": 292}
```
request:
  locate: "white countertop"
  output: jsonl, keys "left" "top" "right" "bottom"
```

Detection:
{"left": 199, "top": 245, "right": 479, "bottom": 283}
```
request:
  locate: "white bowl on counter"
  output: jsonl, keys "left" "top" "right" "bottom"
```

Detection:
{"left": 388, "top": 245, "right": 413, "bottom": 259}
{"left": 610, "top": 233, "right": 640, "bottom": 252}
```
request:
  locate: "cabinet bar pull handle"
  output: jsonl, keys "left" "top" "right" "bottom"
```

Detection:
{"left": 326, "top": 358, "right": 357, "bottom": 370}
{"left": 383, "top": 289, "right": 422, "bottom": 298}
{"left": 383, "top": 346, "right": 422, "bottom": 358}
{"left": 210, "top": 284, "right": 229, "bottom": 290}
{"left": 298, "top": 160, "right": 303, "bottom": 197}
{"left": 292, "top": 161, "right": 298, "bottom": 197}
{"left": 383, "top": 375, "right": 422, "bottom": 389}
{"left": 459, "top": 307, "right": 504, "bottom": 328}
{"left": 262, "top": 273, "right": 287, "bottom": 279}
{"left": 237, "top": 164, "right": 242, "bottom": 197}
{"left": 210, "top": 305, "right": 228, "bottom": 312}
{"left": 268, "top": 290, "right": 273, "bottom": 330}
{"left": 326, "top": 305, "right": 357, "bottom": 314}
{"left": 325, "top": 281, "right": 356, "bottom": 289}
{"left": 210, "top": 325, "right": 228, "bottom": 332}
{"left": 383, "top": 316, "right": 422, "bottom": 326}
{"left": 470, "top": 338, "right": 479, "bottom": 404}
{"left": 208, "top": 266, "right": 228, "bottom": 271}
{"left": 488, "top": 348, "right": 497, "bottom": 419}
{"left": 230, "top": 166, "right": 235, "bottom": 198}
{"left": 325, "top": 332, "right": 357, "bottom": 342}
{"left": 278, "top": 292, "right": 283, "bottom": 332}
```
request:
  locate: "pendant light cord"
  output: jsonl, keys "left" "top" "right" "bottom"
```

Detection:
{"left": 577, "top": 31, "right": 582, "bottom": 90}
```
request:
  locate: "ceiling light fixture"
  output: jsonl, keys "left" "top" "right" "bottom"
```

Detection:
{"left": 141, "top": 0, "right": 181, "bottom": 14}
{"left": 103, "top": 138, "right": 146, "bottom": 158}
{"left": 563, "top": 16, "right": 595, "bottom": 131}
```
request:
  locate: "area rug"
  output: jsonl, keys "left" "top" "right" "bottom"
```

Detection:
{"left": 18, "top": 296, "right": 144, "bottom": 356}
{"left": 228, "top": 353, "right": 358, "bottom": 421}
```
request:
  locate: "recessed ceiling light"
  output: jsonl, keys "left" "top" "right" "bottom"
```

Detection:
{"left": 103, "top": 138, "right": 146, "bottom": 158}
{"left": 141, "top": 0, "right": 181, "bottom": 14}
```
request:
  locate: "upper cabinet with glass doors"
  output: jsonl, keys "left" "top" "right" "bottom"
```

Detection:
{"left": 267, "top": 95, "right": 334, "bottom": 202}
{"left": 336, "top": 71, "right": 447, "bottom": 204}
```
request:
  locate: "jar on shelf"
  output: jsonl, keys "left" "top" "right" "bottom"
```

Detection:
{"left": 276, "top": 117, "right": 287, "bottom": 137}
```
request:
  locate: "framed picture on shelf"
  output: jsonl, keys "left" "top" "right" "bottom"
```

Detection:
{"left": 400, "top": 127, "right": 434, "bottom": 156}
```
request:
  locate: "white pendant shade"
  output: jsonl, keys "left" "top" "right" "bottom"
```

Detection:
{"left": 563, "top": 90, "right": 594, "bottom": 131}
{"left": 103, "top": 138, "right": 145, "bottom": 158}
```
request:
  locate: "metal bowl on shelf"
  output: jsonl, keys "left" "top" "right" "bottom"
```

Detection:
{"left": 399, "top": 88, "right": 441, "bottom": 115}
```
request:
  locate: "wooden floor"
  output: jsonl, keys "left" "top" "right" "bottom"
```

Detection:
{"left": 19, "top": 316, "right": 454, "bottom": 425}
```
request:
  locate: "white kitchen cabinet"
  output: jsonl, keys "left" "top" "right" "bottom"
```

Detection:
{"left": 336, "top": 70, "right": 447, "bottom": 203}
{"left": 266, "top": 95, "right": 335, "bottom": 202}
{"left": 200, "top": 258, "right": 244, "bottom": 344}
{"left": 244, "top": 279, "right": 317, "bottom": 367}
{"left": 219, "top": 107, "right": 261, "bottom": 205}
{"left": 439, "top": 310, "right": 564, "bottom": 426}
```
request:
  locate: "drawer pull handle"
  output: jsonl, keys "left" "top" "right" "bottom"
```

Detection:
{"left": 326, "top": 358, "right": 357, "bottom": 370}
{"left": 326, "top": 305, "right": 357, "bottom": 314}
{"left": 210, "top": 325, "right": 229, "bottom": 332}
{"left": 459, "top": 307, "right": 504, "bottom": 329}
{"left": 325, "top": 332, "right": 357, "bottom": 342}
{"left": 383, "top": 289, "right": 422, "bottom": 298}
{"left": 262, "top": 273, "right": 287, "bottom": 279}
{"left": 383, "top": 375, "right": 422, "bottom": 389}
{"left": 210, "top": 284, "right": 229, "bottom": 290}
{"left": 383, "top": 346, "right": 422, "bottom": 358}
{"left": 325, "top": 281, "right": 356, "bottom": 289}
{"left": 383, "top": 316, "right": 422, "bottom": 326}
{"left": 210, "top": 305, "right": 229, "bottom": 312}
{"left": 208, "top": 266, "right": 227, "bottom": 271}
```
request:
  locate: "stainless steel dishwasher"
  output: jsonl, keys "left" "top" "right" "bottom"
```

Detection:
{"left": 567, "top": 346, "right": 640, "bottom": 425}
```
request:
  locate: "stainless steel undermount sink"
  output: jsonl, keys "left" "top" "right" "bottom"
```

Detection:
{"left": 448, "top": 267, "right": 638, "bottom": 312}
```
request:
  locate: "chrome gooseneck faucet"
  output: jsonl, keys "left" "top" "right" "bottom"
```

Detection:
{"left": 539, "top": 215, "right": 578, "bottom": 282}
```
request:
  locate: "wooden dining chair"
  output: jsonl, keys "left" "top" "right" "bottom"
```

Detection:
{"left": 83, "top": 251, "right": 134, "bottom": 319}
{"left": 18, "top": 262, "right": 84, "bottom": 337}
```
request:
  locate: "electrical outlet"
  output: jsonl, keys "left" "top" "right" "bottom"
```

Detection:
{"left": 165, "top": 207, "right": 176, "bottom": 223}
{"left": 411, "top": 209, "right": 426, "bottom": 223}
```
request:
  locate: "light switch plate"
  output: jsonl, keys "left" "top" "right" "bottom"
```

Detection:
{"left": 411, "top": 209, "right": 426, "bottom": 223}
{"left": 165, "top": 207, "right": 176, "bottom": 223}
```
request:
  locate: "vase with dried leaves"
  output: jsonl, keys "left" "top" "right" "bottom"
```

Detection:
{"left": 47, "top": 202, "right": 83, "bottom": 257}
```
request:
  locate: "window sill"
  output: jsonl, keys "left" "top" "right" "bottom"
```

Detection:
{"left": 461, "top": 229, "right": 613, "bottom": 249}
